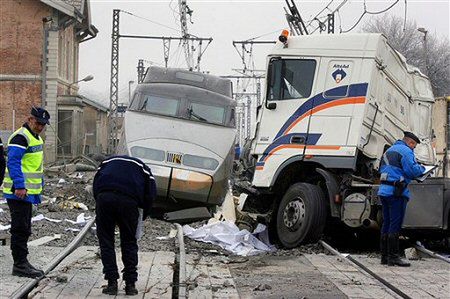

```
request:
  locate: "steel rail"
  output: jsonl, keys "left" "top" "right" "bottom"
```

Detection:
{"left": 319, "top": 240, "right": 412, "bottom": 299}
{"left": 415, "top": 241, "right": 450, "bottom": 264}
{"left": 10, "top": 217, "right": 96, "bottom": 299}
{"left": 175, "top": 223, "right": 187, "bottom": 299}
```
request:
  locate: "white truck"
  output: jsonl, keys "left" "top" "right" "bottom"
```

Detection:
{"left": 237, "top": 32, "right": 450, "bottom": 248}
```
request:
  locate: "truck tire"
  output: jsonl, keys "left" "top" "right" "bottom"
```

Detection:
{"left": 276, "top": 183, "right": 327, "bottom": 248}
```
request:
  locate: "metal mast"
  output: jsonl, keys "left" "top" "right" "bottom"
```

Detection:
{"left": 284, "top": 0, "right": 308, "bottom": 35}
{"left": 107, "top": 9, "right": 120, "bottom": 154}
{"left": 178, "top": 0, "right": 194, "bottom": 70}
{"left": 137, "top": 59, "right": 145, "bottom": 83}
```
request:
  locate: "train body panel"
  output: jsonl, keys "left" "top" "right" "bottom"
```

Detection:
{"left": 120, "top": 67, "right": 236, "bottom": 211}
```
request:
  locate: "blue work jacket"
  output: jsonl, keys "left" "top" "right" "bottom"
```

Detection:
{"left": 378, "top": 140, "right": 425, "bottom": 199}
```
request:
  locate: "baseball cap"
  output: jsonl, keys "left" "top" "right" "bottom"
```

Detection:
{"left": 31, "top": 107, "right": 50, "bottom": 125}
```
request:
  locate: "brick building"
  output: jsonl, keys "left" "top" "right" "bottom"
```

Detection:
{"left": 0, "top": 0, "right": 97, "bottom": 162}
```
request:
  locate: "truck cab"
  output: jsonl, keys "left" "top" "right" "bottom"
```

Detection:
{"left": 237, "top": 32, "right": 447, "bottom": 248}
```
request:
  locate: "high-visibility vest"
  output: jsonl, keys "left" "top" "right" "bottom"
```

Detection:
{"left": 3, "top": 127, "right": 44, "bottom": 195}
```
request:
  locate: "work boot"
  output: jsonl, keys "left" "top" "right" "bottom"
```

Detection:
{"left": 24, "top": 260, "right": 45, "bottom": 276}
{"left": 387, "top": 233, "right": 410, "bottom": 267}
{"left": 102, "top": 279, "right": 118, "bottom": 295}
{"left": 12, "top": 262, "right": 44, "bottom": 278}
{"left": 380, "top": 234, "right": 388, "bottom": 265}
{"left": 125, "top": 282, "right": 138, "bottom": 295}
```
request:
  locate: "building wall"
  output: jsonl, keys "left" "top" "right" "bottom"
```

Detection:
{"left": 432, "top": 97, "right": 449, "bottom": 177}
{"left": 0, "top": 0, "right": 84, "bottom": 162}
{"left": 97, "top": 111, "right": 108, "bottom": 153}
{"left": 0, "top": 0, "right": 50, "bottom": 133}
{"left": 83, "top": 106, "right": 102, "bottom": 154}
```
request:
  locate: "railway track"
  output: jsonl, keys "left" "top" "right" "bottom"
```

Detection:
{"left": 3, "top": 225, "right": 449, "bottom": 298}
{"left": 5, "top": 219, "right": 238, "bottom": 299}
{"left": 318, "top": 240, "right": 450, "bottom": 299}
{"left": 10, "top": 218, "right": 97, "bottom": 299}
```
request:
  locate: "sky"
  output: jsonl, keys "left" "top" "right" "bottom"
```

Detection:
{"left": 78, "top": 0, "right": 450, "bottom": 107}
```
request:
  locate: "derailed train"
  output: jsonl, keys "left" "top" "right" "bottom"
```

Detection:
{"left": 117, "top": 67, "right": 236, "bottom": 215}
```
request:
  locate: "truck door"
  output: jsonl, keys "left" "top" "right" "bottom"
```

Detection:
{"left": 254, "top": 57, "right": 319, "bottom": 170}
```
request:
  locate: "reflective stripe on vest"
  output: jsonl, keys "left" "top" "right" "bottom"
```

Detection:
{"left": 3, "top": 127, "right": 44, "bottom": 196}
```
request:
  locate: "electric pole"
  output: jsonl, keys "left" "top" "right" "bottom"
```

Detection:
{"left": 107, "top": 8, "right": 213, "bottom": 153}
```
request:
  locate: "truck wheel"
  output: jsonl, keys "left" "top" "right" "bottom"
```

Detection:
{"left": 276, "top": 183, "right": 326, "bottom": 248}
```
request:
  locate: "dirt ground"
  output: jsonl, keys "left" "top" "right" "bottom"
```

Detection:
{"left": 0, "top": 168, "right": 376, "bottom": 257}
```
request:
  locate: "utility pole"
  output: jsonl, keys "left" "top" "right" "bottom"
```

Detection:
{"left": 107, "top": 9, "right": 212, "bottom": 153}
{"left": 418, "top": 27, "right": 428, "bottom": 76}
{"left": 107, "top": 9, "right": 120, "bottom": 154}
{"left": 137, "top": 59, "right": 145, "bottom": 83}
{"left": 230, "top": 39, "right": 272, "bottom": 144}
{"left": 178, "top": 0, "right": 194, "bottom": 70}
{"left": 284, "top": 0, "right": 308, "bottom": 35}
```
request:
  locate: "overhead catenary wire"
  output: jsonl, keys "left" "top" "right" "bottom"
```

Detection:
{"left": 305, "top": 0, "right": 335, "bottom": 27}
{"left": 309, "top": 0, "right": 349, "bottom": 34}
{"left": 341, "top": 0, "right": 401, "bottom": 33}
{"left": 121, "top": 9, "right": 182, "bottom": 34}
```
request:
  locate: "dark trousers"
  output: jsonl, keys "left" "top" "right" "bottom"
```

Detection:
{"left": 380, "top": 196, "right": 408, "bottom": 234}
{"left": 96, "top": 191, "right": 139, "bottom": 283}
{"left": 7, "top": 199, "right": 32, "bottom": 264}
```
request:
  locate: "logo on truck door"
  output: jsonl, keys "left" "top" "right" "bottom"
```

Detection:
{"left": 332, "top": 68, "right": 347, "bottom": 83}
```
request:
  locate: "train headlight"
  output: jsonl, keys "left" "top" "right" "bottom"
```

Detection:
{"left": 183, "top": 154, "right": 219, "bottom": 170}
{"left": 130, "top": 146, "right": 165, "bottom": 162}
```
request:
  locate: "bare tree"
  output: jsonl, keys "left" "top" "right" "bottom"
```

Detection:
{"left": 363, "top": 15, "right": 450, "bottom": 97}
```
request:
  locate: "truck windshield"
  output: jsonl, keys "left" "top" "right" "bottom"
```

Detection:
{"left": 268, "top": 59, "right": 316, "bottom": 101}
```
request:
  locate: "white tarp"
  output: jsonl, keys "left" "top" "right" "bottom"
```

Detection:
{"left": 0, "top": 212, "right": 89, "bottom": 231}
{"left": 183, "top": 221, "right": 275, "bottom": 256}
{"left": 65, "top": 213, "right": 91, "bottom": 225}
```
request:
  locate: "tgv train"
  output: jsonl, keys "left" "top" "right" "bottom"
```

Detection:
{"left": 117, "top": 67, "right": 236, "bottom": 212}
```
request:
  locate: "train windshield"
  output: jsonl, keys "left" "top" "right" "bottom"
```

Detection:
{"left": 188, "top": 102, "right": 225, "bottom": 125}
{"left": 129, "top": 92, "right": 234, "bottom": 127}
{"left": 140, "top": 95, "right": 179, "bottom": 116}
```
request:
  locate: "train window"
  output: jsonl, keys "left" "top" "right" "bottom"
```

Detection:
{"left": 142, "top": 95, "right": 179, "bottom": 116}
{"left": 188, "top": 102, "right": 226, "bottom": 125}
{"left": 130, "top": 146, "right": 165, "bottom": 162}
{"left": 183, "top": 154, "right": 219, "bottom": 170}
{"left": 267, "top": 59, "right": 316, "bottom": 101}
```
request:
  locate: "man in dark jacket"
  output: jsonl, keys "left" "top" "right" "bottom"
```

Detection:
{"left": 378, "top": 131, "right": 425, "bottom": 267}
{"left": 93, "top": 155, "right": 156, "bottom": 296}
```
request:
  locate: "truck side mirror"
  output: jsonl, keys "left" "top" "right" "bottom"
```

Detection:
{"left": 267, "top": 102, "right": 277, "bottom": 110}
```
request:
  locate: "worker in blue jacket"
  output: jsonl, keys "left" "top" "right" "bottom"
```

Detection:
{"left": 378, "top": 131, "right": 425, "bottom": 267}
{"left": 3, "top": 107, "right": 50, "bottom": 278}
{"left": 93, "top": 155, "right": 156, "bottom": 296}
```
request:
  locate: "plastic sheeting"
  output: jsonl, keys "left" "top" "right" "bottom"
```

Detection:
{"left": 183, "top": 221, "right": 275, "bottom": 256}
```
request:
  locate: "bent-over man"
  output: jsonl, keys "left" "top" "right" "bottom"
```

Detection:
{"left": 93, "top": 155, "right": 156, "bottom": 295}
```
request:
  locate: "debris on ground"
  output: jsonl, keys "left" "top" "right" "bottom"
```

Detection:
{"left": 254, "top": 284, "right": 272, "bottom": 291}
{"left": 405, "top": 247, "right": 421, "bottom": 260}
